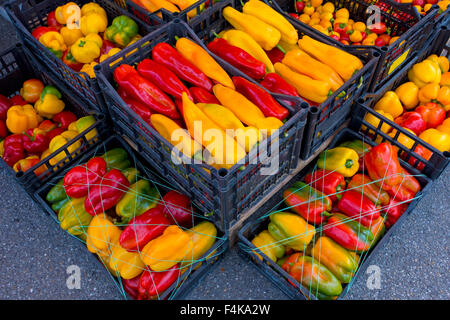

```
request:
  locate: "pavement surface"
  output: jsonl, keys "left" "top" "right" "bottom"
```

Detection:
{"left": 0, "top": 158, "right": 448, "bottom": 300}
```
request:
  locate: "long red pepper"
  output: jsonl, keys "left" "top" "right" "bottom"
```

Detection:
{"left": 117, "top": 87, "right": 153, "bottom": 126}
{"left": 137, "top": 59, "right": 193, "bottom": 100}
{"left": 233, "top": 76, "right": 289, "bottom": 121}
{"left": 113, "top": 64, "right": 179, "bottom": 119}
{"left": 260, "top": 73, "right": 300, "bottom": 108}
{"left": 337, "top": 190, "right": 381, "bottom": 227}
{"left": 189, "top": 86, "right": 220, "bottom": 104}
{"left": 138, "top": 265, "right": 180, "bottom": 300}
{"left": 152, "top": 43, "right": 213, "bottom": 92}
{"left": 304, "top": 169, "right": 345, "bottom": 202}
{"left": 207, "top": 38, "right": 266, "bottom": 80}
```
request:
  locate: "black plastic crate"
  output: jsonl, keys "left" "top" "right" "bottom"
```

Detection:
{"left": 95, "top": 19, "right": 308, "bottom": 230}
{"left": 33, "top": 133, "right": 228, "bottom": 300}
{"left": 271, "top": 0, "right": 438, "bottom": 93}
{"left": 238, "top": 127, "right": 432, "bottom": 300}
{"left": 5, "top": 0, "right": 156, "bottom": 110}
{"left": 0, "top": 42, "right": 107, "bottom": 195}
{"left": 190, "top": 0, "right": 379, "bottom": 160}
{"left": 352, "top": 28, "right": 450, "bottom": 180}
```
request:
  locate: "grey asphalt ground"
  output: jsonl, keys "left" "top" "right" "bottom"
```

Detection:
{"left": 0, "top": 158, "right": 448, "bottom": 300}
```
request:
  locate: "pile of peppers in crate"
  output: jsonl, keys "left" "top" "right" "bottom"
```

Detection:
{"left": 32, "top": 2, "right": 143, "bottom": 77}
{"left": 365, "top": 54, "right": 450, "bottom": 152}
{"left": 130, "top": 0, "right": 205, "bottom": 18}
{"left": 251, "top": 139, "right": 422, "bottom": 299}
{"left": 0, "top": 78, "right": 97, "bottom": 174}
{"left": 45, "top": 147, "right": 219, "bottom": 300}
{"left": 114, "top": 36, "right": 290, "bottom": 169}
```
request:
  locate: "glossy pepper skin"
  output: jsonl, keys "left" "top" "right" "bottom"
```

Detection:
{"left": 63, "top": 157, "right": 108, "bottom": 198}
{"left": 157, "top": 190, "right": 194, "bottom": 228}
{"left": 415, "top": 102, "right": 446, "bottom": 129}
{"left": 310, "top": 236, "right": 359, "bottom": 283}
{"left": 317, "top": 147, "right": 359, "bottom": 177}
{"left": 281, "top": 253, "right": 343, "bottom": 298}
{"left": 39, "top": 31, "right": 67, "bottom": 58}
{"left": 394, "top": 112, "right": 427, "bottom": 135}
{"left": 339, "top": 139, "right": 371, "bottom": 169}
{"left": 46, "top": 178, "right": 70, "bottom": 212}
{"left": 104, "top": 15, "right": 139, "bottom": 47}
{"left": 384, "top": 198, "right": 408, "bottom": 228}
{"left": 268, "top": 212, "right": 316, "bottom": 251}
{"left": 348, "top": 174, "right": 390, "bottom": 206}
{"left": 58, "top": 197, "right": 93, "bottom": 236}
{"left": 395, "top": 82, "right": 419, "bottom": 110}
{"left": 0, "top": 94, "right": 12, "bottom": 120}
{"left": 337, "top": 190, "right": 381, "bottom": 227}
{"left": 116, "top": 179, "right": 159, "bottom": 223}
{"left": 13, "top": 155, "right": 45, "bottom": 175}
{"left": 108, "top": 243, "right": 146, "bottom": 280}
{"left": 119, "top": 206, "right": 171, "bottom": 252}
{"left": 260, "top": 73, "right": 300, "bottom": 107}
{"left": 23, "top": 128, "right": 49, "bottom": 153}
{"left": 181, "top": 221, "right": 218, "bottom": 268}
{"left": 419, "top": 128, "right": 450, "bottom": 152}
{"left": 70, "top": 34, "right": 102, "bottom": 64}
{"left": 35, "top": 85, "right": 65, "bottom": 118}
{"left": 176, "top": 37, "right": 234, "bottom": 89}
{"left": 382, "top": 167, "right": 421, "bottom": 202}
{"left": 152, "top": 43, "right": 213, "bottom": 92}
{"left": 47, "top": 130, "right": 81, "bottom": 165}
{"left": 304, "top": 169, "right": 346, "bottom": 202}
{"left": 251, "top": 230, "right": 285, "bottom": 262}
{"left": 84, "top": 169, "right": 130, "bottom": 215}
{"left": 189, "top": 87, "right": 220, "bottom": 104}
{"left": 122, "top": 275, "right": 140, "bottom": 300}
{"left": 283, "top": 181, "right": 332, "bottom": 224}
{"left": 118, "top": 88, "right": 153, "bottom": 126}
{"left": 137, "top": 266, "right": 180, "bottom": 300}
{"left": 53, "top": 111, "right": 77, "bottom": 130}
{"left": 408, "top": 59, "right": 441, "bottom": 88}
{"left": 233, "top": 76, "right": 289, "bottom": 121}
{"left": 6, "top": 104, "right": 41, "bottom": 134}
{"left": 86, "top": 213, "right": 122, "bottom": 254}
{"left": 323, "top": 213, "right": 374, "bottom": 252}
{"left": 207, "top": 38, "right": 266, "bottom": 80}
{"left": 114, "top": 64, "right": 179, "bottom": 119}
{"left": 141, "top": 225, "right": 194, "bottom": 271}
{"left": 137, "top": 59, "right": 192, "bottom": 100}
{"left": 364, "top": 142, "right": 404, "bottom": 187}
{"left": 20, "top": 79, "right": 44, "bottom": 103}
{"left": 2, "top": 134, "right": 25, "bottom": 167}
{"left": 374, "top": 91, "right": 404, "bottom": 119}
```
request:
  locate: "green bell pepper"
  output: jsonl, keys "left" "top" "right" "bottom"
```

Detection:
{"left": 46, "top": 178, "right": 69, "bottom": 212}
{"left": 104, "top": 15, "right": 139, "bottom": 47}
{"left": 122, "top": 167, "right": 140, "bottom": 184}
{"left": 100, "top": 148, "right": 131, "bottom": 171}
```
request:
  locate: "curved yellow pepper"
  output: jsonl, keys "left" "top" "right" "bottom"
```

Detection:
{"left": 408, "top": 59, "right": 441, "bottom": 88}
{"left": 223, "top": 6, "right": 281, "bottom": 51}
{"left": 395, "top": 82, "right": 419, "bottom": 110}
{"left": 242, "top": 0, "right": 298, "bottom": 45}
{"left": 141, "top": 225, "right": 194, "bottom": 271}
{"left": 167, "top": 0, "right": 202, "bottom": 18}
{"left": 180, "top": 221, "right": 217, "bottom": 268}
{"left": 60, "top": 27, "right": 83, "bottom": 47}
{"left": 71, "top": 33, "right": 102, "bottom": 64}
{"left": 363, "top": 109, "right": 393, "bottom": 134}
{"left": 108, "top": 243, "right": 146, "bottom": 280}
{"left": 374, "top": 91, "right": 403, "bottom": 118}
{"left": 6, "top": 104, "right": 41, "bottom": 134}
{"left": 55, "top": 2, "right": 80, "bottom": 25}
{"left": 80, "top": 12, "right": 108, "bottom": 36}
{"left": 418, "top": 82, "right": 440, "bottom": 104}
{"left": 48, "top": 130, "right": 81, "bottom": 165}
{"left": 86, "top": 213, "right": 122, "bottom": 254}
{"left": 251, "top": 229, "right": 285, "bottom": 262}
{"left": 255, "top": 117, "right": 284, "bottom": 138}
{"left": 419, "top": 129, "right": 450, "bottom": 152}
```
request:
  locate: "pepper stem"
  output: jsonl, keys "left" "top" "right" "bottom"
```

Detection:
{"left": 212, "top": 32, "right": 220, "bottom": 39}
{"left": 345, "top": 159, "right": 353, "bottom": 168}
{"left": 174, "top": 36, "right": 180, "bottom": 41}
{"left": 276, "top": 44, "right": 286, "bottom": 54}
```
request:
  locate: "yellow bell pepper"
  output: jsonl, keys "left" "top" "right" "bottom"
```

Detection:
{"left": 282, "top": 49, "right": 344, "bottom": 92}
{"left": 317, "top": 147, "right": 359, "bottom": 177}
{"left": 437, "top": 118, "right": 450, "bottom": 135}
{"left": 437, "top": 85, "right": 450, "bottom": 106}
{"left": 373, "top": 91, "right": 404, "bottom": 118}
{"left": 6, "top": 104, "right": 41, "bottom": 134}
{"left": 274, "top": 62, "right": 331, "bottom": 103}
{"left": 80, "top": 61, "right": 98, "bottom": 78}
{"left": 99, "top": 48, "right": 121, "bottom": 63}
{"left": 242, "top": 0, "right": 298, "bottom": 45}
{"left": 108, "top": 243, "right": 146, "bottom": 280}
{"left": 80, "top": 2, "right": 107, "bottom": 17}
{"left": 223, "top": 6, "right": 281, "bottom": 51}
{"left": 437, "top": 0, "right": 450, "bottom": 13}
{"left": 180, "top": 221, "right": 217, "bottom": 268}
{"left": 251, "top": 230, "right": 285, "bottom": 262}
{"left": 80, "top": 12, "right": 108, "bottom": 36}
{"left": 75, "top": 115, "right": 98, "bottom": 141}
{"left": 441, "top": 72, "right": 450, "bottom": 87}
{"left": 419, "top": 128, "right": 450, "bottom": 152}
{"left": 60, "top": 26, "right": 83, "bottom": 47}
{"left": 167, "top": 0, "right": 202, "bottom": 18}
{"left": 86, "top": 213, "right": 121, "bottom": 253}
{"left": 176, "top": 37, "right": 234, "bottom": 89}
{"left": 39, "top": 31, "right": 67, "bottom": 58}
{"left": 141, "top": 225, "right": 194, "bottom": 271}
{"left": 71, "top": 33, "right": 102, "bottom": 64}
{"left": 220, "top": 29, "right": 274, "bottom": 73}
{"left": 58, "top": 197, "right": 93, "bottom": 236}
{"left": 34, "top": 86, "right": 65, "bottom": 118}
{"left": 298, "top": 36, "right": 363, "bottom": 81}
{"left": 395, "top": 82, "right": 419, "bottom": 110}
{"left": 363, "top": 109, "right": 393, "bottom": 134}
{"left": 150, "top": 113, "right": 203, "bottom": 160}
{"left": 389, "top": 128, "right": 417, "bottom": 149}
{"left": 182, "top": 92, "right": 247, "bottom": 169}
{"left": 426, "top": 54, "right": 449, "bottom": 74}
{"left": 418, "top": 82, "right": 440, "bottom": 104}
{"left": 408, "top": 59, "right": 441, "bottom": 88}
{"left": 55, "top": 2, "right": 80, "bottom": 25}
{"left": 48, "top": 130, "right": 81, "bottom": 165}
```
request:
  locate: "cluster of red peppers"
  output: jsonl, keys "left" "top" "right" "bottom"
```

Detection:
{"left": 252, "top": 138, "right": 422, "bottom": 299}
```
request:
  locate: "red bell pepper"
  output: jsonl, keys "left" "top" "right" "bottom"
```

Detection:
{"left": 347, "top": 173, "right": 390, "bottom": 206}
{"left": 122, "top": 275, "right": 140, "bottom": 300}
{"left": 384, "top": 198, "right": 408, "bottom": 228}
{"left": 157, "top": 190, "right": 194, "bottom": 228}
{"left": 0, "top": 120, "right": 7, "bottom": 139}
{"left": 260, "top": 73, "right": 300, "bottom": 107}
{"left": 304, "top": 169, "right": 345, "bottom": 202}
{"left": 394, "top": 112, "right": 427, "bottom": 135}
{"left": 364, "top": 142, "right": 404, "bottom": 187}
{"left": 207, "top": 38, "right": 266, "bottom": 80}
{"left": 84, "top": 168, "right": 130, "bottom": 215}
{"left": 405, "top": 145, "right": 432, "bottom": 171}
{"left": 114, "top": 64, "right": 179, "bottom": 119}
{"left": 367, "top": 22, "right": 387, "bottom": 35}
{"left": 0, "top": 94, "right": 12, "bottom": 120}
{"left": 137, "top": 59, "right": 193, "bottom": 101}
{"left": 46, "top": 11, "right": 61, "bottom": 29}
{"left": 415, "top": 102, "right": 446, "bottom": 129}
{"left": 9, "top": 95, "right": 27, "bottom": 106}
{"left": 233, "top": 76, "right": 289, "bottom": 121}
{"left": 266, "top": 46, "right": 285, "bottom": 65}
{"left": 2, "top": 134, "right": 25, "bottom": 167}
{"left": 323, "top": 213, "right": 375, "bottom": 252}
{"left": 337, "top": 190, "right": 381, "bottom": 227}
{"left": 152, "top": 43, "right": 213, "bottom": 92}
{"left": 100, "top": 39, "right": 116, "bottom": 56}
{"left": 63, "top": 157, "right": 108, "bottom": 198}
{"left": 189, "top": 86, "right": 220, "bottom": 104}
{"left": 62, "top": 50, "right": 83, "bottom": 72}
{"left": 23, "top": 128, "right": 49, "bottom": 154}
{"left": 382, "top": 167, "right": 421, "bottom": 202}
{"left": 53, "top": 111, "right": 77, "bottom": 130}
{"left": 117, "top": 87, "right": 153, "bottom": 126}
{"left": 119, "top": 206, "right": 171, "bottom": 251}
{"left": 137, "top": 265, "right": 180, "bottom": 300}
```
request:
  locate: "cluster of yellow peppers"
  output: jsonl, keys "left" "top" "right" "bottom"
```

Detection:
{"left": 85, "top": 214, "right": 218, "bottom": 280}
{"left": 365, "top": 54, "right": 450, "bottom": 152}
{"left": 132, "top": 0, "right": 203, "bottom": 19}
{"left": 221, "top": 1, "right": 363, "bottom": 103}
